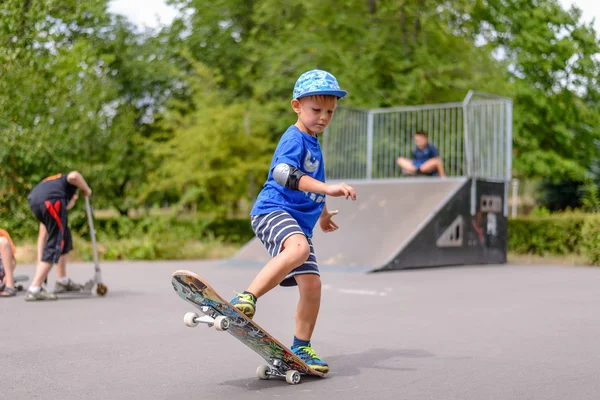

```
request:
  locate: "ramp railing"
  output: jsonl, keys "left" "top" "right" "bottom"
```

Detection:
{"left": 324, "top": 91, "right": 512, "bottom": 182}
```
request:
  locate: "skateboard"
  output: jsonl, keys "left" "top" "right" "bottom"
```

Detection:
{"left": 14, "top": 275, "right": 28, "bottom": 291}
{"left": 171, "top": 270, "right": 324, "bottom": 385}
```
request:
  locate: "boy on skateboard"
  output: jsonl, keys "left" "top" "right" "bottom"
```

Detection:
{"left": 25, "top": 171, "right": 92, "bottom": 301}
{"left": 230, "top": 70, "right": 357, "bottom": 374}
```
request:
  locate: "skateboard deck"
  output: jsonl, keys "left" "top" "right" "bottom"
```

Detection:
{"left": 171, "top": 270, "right": 324, "bottom": 384}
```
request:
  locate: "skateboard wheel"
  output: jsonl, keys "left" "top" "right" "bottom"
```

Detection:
{"left": 96, "top": 283, "right": 108, "bottom": 296}
{"left": 285, "top": 370, "right": 301, "bottom": 385}
{"left": 214, "top": 315, "right": 230, "bottom": 331}
{"left": 256, "top": 365, "right": 270, "bottom": 380}
{"left": 184, "top": 312, "right": 200, "bottom": 327}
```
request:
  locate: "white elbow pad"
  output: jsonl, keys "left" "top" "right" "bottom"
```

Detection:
{"left": 273, "top": 163, "right": 305, "bottom": 190}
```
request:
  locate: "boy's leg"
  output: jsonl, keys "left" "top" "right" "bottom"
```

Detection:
{"left": 54, "top": 255, "right": 82, "bottom": 293}
{"left": 37, "top": 223, "right": 47, "bottom": 264}
{"left": 231, "top": 211, "right": 311, "bottom": 318}
{"left": 291, "top": 273, "right": 329, "bottom": 373}
{"left": 246, "top": 234, "right": 310, "bottom": 298}
{"left": 294, "top": 273, "right": 321, "bottom": 342}
{"left": 396, "top": 157, "right": 416, "bottom": 175}
{"left": 25, "top": 259, "right": 57, "bottom": 301}
{"left": 419, "top": 158, "right": 446, "bottom": 177}
{"left": 31, "top": 208, "right": 58, "bottom": 289}
{"left": 0, "top": 237, "right": 15, "bottom": 289}
{"left": 31, "top": 261, "right": 53, "bottom": 288}
{"left": 54, "top": 227, "right": 82, "bottom": 293}
{"left": 0, "top": 238, "right": 17, "bottom": 296}
{"left": 26, "top": 201, "right": 63, "bottom": 301}
{"left": 56, "top": 253, "right": 67, "bottom": 279}
{"left": 437, "top": 159, "right": 446, "bottom": 177}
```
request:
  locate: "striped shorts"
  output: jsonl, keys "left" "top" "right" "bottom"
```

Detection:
{"left": 251, "top": 210, "right": 319, "bottom": 287}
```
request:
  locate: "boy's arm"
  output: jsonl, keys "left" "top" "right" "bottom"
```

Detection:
{"left": 297, "top": 175, "right": 356, "bottom": 199}
{"left": 66, "top": 171, "right": 92, "bottom": 196}
{"left": 271, "top": 140, "right": 355, "bottom": 199}
{"left": 318, "top": 202, "right": 340, "bottom": 233}
{"left": 297, "top": 175, "right": 328, "bottom": 195}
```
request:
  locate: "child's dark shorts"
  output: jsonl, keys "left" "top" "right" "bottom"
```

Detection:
{"left": 28, "top": 198, "right": 73, "bottom": 264}
{"left": 250, "top": 210, "right": 319, "bottom": 287}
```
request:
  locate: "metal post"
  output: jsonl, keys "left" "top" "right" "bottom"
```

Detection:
{"left": 505, "top": 100, "right": 513, "bottom": 217}
{"left": 471, "top": 178, "right": 477, "bottom": 216}
{"left": 366, "top": 110, "right": 374, "bottom": 180}
{"left": 85, "top": 197, "right": 100, "bottom": 269}
{"left": 511, "top": 178, "right": 519, "bottom": 218}
{"left": 462, "top": 91, "right": 474, "bottom": 179}
{"left": 463, "top": 94, "right": 476, "bottom": 216}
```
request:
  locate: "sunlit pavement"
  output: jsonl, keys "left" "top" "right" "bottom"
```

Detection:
{"left": 4, "top": 261, "right": 600, "bottom": 400}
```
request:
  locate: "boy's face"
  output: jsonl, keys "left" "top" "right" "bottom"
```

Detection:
{"left": 291, "top": 95, "right": 337, "bottom": 135}
{"left": 414, "top": 134, "right": 428, "bottom": 149}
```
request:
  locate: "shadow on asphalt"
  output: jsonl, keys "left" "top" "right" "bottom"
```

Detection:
{"left": 52, "top": 289, "right": 143, "bottom": 300}
{"left": 326, "top": 348, "right": 433, "bottom": 377}
{"left": 218, "top": 348, "right": 433, "bottom": 390}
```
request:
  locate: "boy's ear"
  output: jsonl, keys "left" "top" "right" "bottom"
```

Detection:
{"left": 291, "top": 98, "right": 302, "bottom": 114}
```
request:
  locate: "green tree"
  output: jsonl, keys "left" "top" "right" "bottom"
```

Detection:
{"left": 467, "top": 0, "right": 600, "bottom": 180}
{"left": 144, "top": 60, "right": 273, "bottom": 216}
{"left": 0, "top": 0, "right": 184, "bottom": 223}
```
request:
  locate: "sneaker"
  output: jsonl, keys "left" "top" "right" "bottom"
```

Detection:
{"left": 291, "top": 345, "right": 330, "bottom": 374}
{"left": 54, "top": 278, "right": 83, "bottom": 294}
{"left": 25, "top": 288, "right": 58, "bottom": 302}
{"left": 230, "top": 291, "right": 256, "bottom": 319}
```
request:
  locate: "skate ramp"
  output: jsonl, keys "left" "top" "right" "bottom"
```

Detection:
{"left": 232, "top": 178, "right": 467, "bottom": 270}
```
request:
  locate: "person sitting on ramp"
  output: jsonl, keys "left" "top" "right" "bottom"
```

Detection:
{"left": 396, "top": 130, "right": 446, "bottom": 177}
{"left": 25, "top": 171, "right": 92, "bottom": 301}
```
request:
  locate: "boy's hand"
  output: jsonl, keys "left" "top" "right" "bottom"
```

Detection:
{"left": 83, "top": 187, "right": 92, "bottom": 197}
{"left": 325, "top": 183, "right": 356, "bottom": 200}
{"left": 320, "top": 209, "right": 339, "bottom": 233}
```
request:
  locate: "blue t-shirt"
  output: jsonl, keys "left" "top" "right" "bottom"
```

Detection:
{"left": 251, "top": 125, "right": 326, "bottom": 237}
{"left": 412, "top": 144, "right": 439, "bottom": 164}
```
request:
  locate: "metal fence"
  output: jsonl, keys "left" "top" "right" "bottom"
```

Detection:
{"left": 324, "top": 91, "right": 512, "bottom": 182}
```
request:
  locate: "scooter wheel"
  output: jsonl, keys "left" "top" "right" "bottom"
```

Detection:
{"left": 96, "top": 283, "right": 108, "bottom": 296}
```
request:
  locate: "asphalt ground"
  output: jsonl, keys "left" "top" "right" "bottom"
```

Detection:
{"left": 3, "top": 261, "right": 599, "bottom": 399}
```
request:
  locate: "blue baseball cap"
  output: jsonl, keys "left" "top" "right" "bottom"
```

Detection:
{"left": 292, "top": 69, "right": 347, "bottom": 100}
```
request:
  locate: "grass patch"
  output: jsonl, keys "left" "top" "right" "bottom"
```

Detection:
{"left": 507, "top": 252, "right": 590, "bottom": 266}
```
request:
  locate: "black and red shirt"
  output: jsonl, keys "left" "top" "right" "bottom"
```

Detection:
{"left": 28, "top": 174, "right": 78, "bottom": 204}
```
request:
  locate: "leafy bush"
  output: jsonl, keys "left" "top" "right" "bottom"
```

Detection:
{"left": 580, "top": 215, "right": 600, "bottom": 266}
{"left": 7, "top": 212, "right": 254, "bottom": 245}
{"left": 508, "top": 212, "right": 586, "bottom": 255}
{"left": 68, "top": 236, "right": 239, "bottom": 262}
{"left": 508, "top": 212, "right": 600, "bottom": 265}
